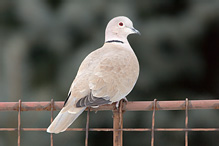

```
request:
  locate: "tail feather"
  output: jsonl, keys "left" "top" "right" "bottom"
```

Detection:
{"left": 47, "top": 107, "right": 85, "bottom": 134}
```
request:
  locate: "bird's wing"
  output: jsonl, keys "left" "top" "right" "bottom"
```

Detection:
{"left": 63, "top": 45, "right": 139, "bottom": 108}
{"left": 74, "top": 55, "right": 123, "bottom": 107}
{"left": 80, "top": 47, "right": 139, "bottom": 106}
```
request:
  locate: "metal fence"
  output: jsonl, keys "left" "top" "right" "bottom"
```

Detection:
{"left": 0, "top": 99, "right": 219, "bottom": 146}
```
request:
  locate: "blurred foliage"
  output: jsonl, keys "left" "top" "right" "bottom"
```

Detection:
{"left": 0, "top": 0, "right": 219, "bottom": 146}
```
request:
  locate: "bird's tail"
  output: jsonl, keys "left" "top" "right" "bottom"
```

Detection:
{"left": 47, "top": 107, "right": 85, "bottom": 134}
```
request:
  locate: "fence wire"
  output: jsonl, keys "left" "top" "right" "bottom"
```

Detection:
{"left": 0, "top": 99, "right": 219, "bottom": 146}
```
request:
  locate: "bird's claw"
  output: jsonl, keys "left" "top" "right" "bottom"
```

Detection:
{"left": 116, "top": 101, "right": 120, "bottom": 109}
{"left": 123, "top": 97, "right": 128, "bottom": 102}
{"left": 115, "top": 97, "right": 128, "bottom": 109}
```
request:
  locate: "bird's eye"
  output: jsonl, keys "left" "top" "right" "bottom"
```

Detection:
{"left": 118, "top": 22, "right": 124, "bottom": 27}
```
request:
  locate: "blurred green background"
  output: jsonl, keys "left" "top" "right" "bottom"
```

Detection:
{"left": 0, "top": 0, "right": 219, "bottom": 146}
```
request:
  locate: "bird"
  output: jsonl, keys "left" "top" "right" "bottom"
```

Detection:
{"left": 47, "top": 16, "right": 140, "bottom": 134}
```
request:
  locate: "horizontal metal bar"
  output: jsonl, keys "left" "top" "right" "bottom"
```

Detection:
{"left": 0, "top": 100, "right": 218, "bottom": 111}
{"left": 0, "top": 128, "right": 219, "bottom": 132}
{"left": 0, "top": 102, "right": 63, "bottom": 111}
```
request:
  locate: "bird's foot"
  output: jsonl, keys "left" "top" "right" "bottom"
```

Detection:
{"left": 115, "top": 97, "right": 128, "bottom": 109}
{"left": 116, "top": 101, "right": 120, "bottom": 109}
{"left": 123, "top": 97, "right": 128, "bottom": 102}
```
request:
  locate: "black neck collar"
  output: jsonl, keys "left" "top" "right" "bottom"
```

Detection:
{"left": 105, "top": 40, "right": 124, "bottom": 44}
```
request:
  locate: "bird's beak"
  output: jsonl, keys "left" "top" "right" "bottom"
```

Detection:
{"left": 131, "top": 27, "right": 141, "bottom": 35}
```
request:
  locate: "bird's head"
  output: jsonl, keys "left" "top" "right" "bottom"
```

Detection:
{"left": 105, "top": 16, "right": 140, "bottom": 43}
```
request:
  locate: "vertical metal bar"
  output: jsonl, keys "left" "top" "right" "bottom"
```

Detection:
{"left": 151, "top": 99, "right": 156, "bottom": 146}
{"left": 185, "top": 98, "right": 189, "bottom": 146}
{"left": 113, "top": 104, "right": 120, "bottom": 146}
{"left": 85, "top": 108, "right": 90, "bottom": 146}
{"left": 119, "top": 100, "right": 123, "bottom": 146}
{"left": 113, "top": 100, "right": 123, "bottom": 146}
{"left": 50, "top": 99, "right": 54, "bottom": 146}
{"left": 18, "top": 100, "right": 21, "bottom": 146}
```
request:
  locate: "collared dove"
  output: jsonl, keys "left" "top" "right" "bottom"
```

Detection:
{"left": 47, "top": 16, "right": 140, "bottom": 134}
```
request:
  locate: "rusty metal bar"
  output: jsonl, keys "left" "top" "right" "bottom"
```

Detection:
{"left": 119, "top": 100, "right": 123, "bottom": 146}
{"left": 113, "top": 106, "right": 119, "bottom": 146}
{"left": 85, "top": 108, "right": 90, "bottom": 146}
{"left": 151, "top": 99, "right": 156, "bottom": 146}
{"left": 0, "top": 100, "right": 218, "bottom": 112}
{"left": 113, "top": 100, "right": 123, "bottom": 146}
{"left": 50, "top": 99, "right": 54, "bottom": 146}
{"left": 185, "top": 98, "right": 189, "bottom": 146}
{"left": 1, "top": 127, "right": 219, "bottom": 132}
{"left": 17, "top": 100, "right": 21, "bottom": 146}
